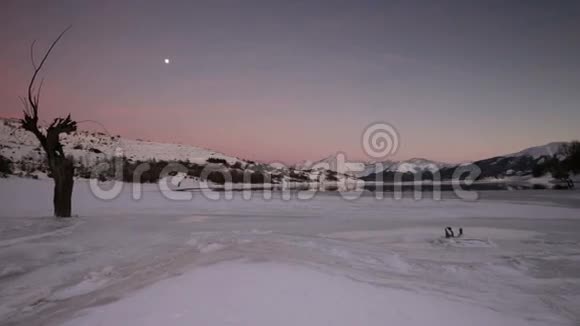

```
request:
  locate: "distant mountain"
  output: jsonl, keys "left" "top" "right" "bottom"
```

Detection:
{"left": 504, "top": 142, "right": 566, "bottom": 159}
{"left": 363, "top": 142, "right": 570, "bottom": 182}
{"left": 294, "top": 153, "right": 390, "bottom": 178}
{"left": 437, "top": 142, "right": 568, "bottom": 180}
{"left": 386, "top": 158, "right": 451, "bottom": 174}
{"left": 301, "top": 153, "right": 451, "bottom": 179}
{"left": 297, "top": 143, "right": 570, "bottom": 182}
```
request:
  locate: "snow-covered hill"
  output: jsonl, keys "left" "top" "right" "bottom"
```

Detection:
{"left": 294, "top": 153, "right": 389, "bottom": 178}
{"left": 385, "top": 158, "right": 451, "bottom": 174}
{"left": 363, "top": 142, "right": 573, "bottom": 183}
{"left": 294, "top": 142, "right": 574, "bottom": 182}
{"left": 504, "top": 141, "right": 566, "bottom": 159}
{"left": 0, "top": 118, "right": 358, "bottom": 187}
{"left": 300, "top": 154, "right": 449, "bottom": 178}
{"left": 0, "top": 118, "right": 244, "bottom": 166}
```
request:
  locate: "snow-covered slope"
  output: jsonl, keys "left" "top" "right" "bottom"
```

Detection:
{"left": 363, "top": 142, "right": 573, "bottom": 182}
{"left": 457, "top": 141, "right": 571, "bottom": 180}
{"left": 295, "top": 153, "right": 390, "bottom": 178}
{"left": 296, "top": 142, "right": 573, "bottom": 181}
{"left": 386, "top": 158, "right": 450, "bottom": 174}
{"left": 0, "top": 118, "right": 244, "bottom": 165}
{"left": 0, "top": 118, "right": 358, "bottom": 186}
{"left": 301, "top": 153, "right": 449, "bottom": 178}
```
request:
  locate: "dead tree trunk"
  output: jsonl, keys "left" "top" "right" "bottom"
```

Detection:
{"left": 20, "top": 27, "right": 77, "bottom": 218}
{"left": 51, "top": 156, "right": 74, "bottom": 217}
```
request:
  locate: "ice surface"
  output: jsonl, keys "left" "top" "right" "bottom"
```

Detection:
{"left": 62, "top": 261, "right": 534, "bottom": 326}
{"left": 1, "top": 177, "right": 579, "bottom": 325}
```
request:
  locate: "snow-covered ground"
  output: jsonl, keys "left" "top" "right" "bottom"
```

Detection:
{"left": 1, "top": 177, "right": 580, "bottom": 325}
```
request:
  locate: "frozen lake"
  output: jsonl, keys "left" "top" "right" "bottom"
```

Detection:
{"left": 1, "top": 178, "right": 579, "bottom": 325}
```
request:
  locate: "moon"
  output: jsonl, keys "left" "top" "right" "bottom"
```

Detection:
{"left": 164, "top": 58, "right": 170, "bottom": 64}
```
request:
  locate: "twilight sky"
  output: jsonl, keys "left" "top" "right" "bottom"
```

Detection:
{"left": 1, "top": 0, "right": 579, "bottom": 164}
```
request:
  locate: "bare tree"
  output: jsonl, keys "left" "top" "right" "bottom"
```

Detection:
{"left": 20, "top": 27, "right": 77, "bottom": 217}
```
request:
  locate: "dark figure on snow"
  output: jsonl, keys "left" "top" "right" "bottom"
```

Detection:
{"left": 445, "top": 227, "right": 463, "bottom": 238}
{"left": 445, "top": 227, "right": 454, "bottom": 238}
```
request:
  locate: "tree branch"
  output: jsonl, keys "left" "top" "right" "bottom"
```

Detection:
{"left": 30, "top": 40, "right": 37, "bottom": 71}
{"left": 20, "top": 26, "right": 73, "bottom": 154}
{"left": 27, "top": 25, "right": 72, "bottom": 113}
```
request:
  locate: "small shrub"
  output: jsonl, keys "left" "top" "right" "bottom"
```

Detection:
{"left": 207, "top": 157, "right": 228, "bottom": 165}
{"left": 325, "top": 171, "right": 338, "bottom": 181}
{"left": 0, "top": 155, "right": 12, "bottom": 176}
{"left": 532, "top": 164, "right": 547, "bottom": 177}
{"left": 207, "top": 171, "right": 226, "bottom": 184}
{"left": 562, "top": 141, "right": 580, "bottom": 174}
{"left": 250, "top": 172, "right": 266, "bottom": 184}
{"left": 534, "top": 156, "right": 569, "bottom": 179}
{"left": 186, "top": 164, "right": 203, "bottom": 177}
{"left": 230, "top": 169, "right": 245, "bottom": 183}
{"left": 289, "top": 170, "right": 308, "bottom": 181}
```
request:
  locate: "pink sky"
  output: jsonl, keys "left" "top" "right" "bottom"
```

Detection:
{"left": 1, "top": 1, "right": 579, "bottom": 164}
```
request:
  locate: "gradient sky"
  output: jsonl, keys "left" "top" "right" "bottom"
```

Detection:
{"left": 1, "top": 0, "right": 579, "bottom": 164}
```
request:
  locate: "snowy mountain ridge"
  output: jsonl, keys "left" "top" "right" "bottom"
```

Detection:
{"left": 308, "top": 142, "right": 569, "bottom": 178}
{"left": 298, "top": 153, "right": 451, "bottom": 177}
{"left": 294, "top": 153, "right": 390, "bottom": 178}
{"left": 386, "top": 158, "right": 451, "bottom": 174}
{"left": 0, "top": 117, "right": 572, "bottom": 182}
